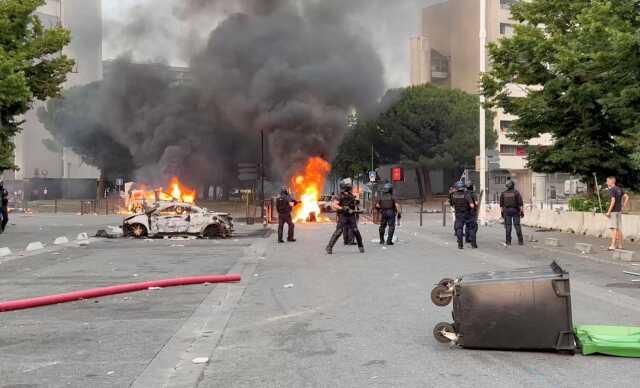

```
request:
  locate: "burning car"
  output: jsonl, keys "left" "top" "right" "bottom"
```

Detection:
{"left": 123, "top": 201, "right": 233, "bottom": 239}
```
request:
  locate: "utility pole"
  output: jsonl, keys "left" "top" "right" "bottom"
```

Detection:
{"left": 479, "top": 0, "right": 488, "bottom": 224}
{"left": 371, "top": 144, "right": 374, "bottom": 172}
{"left": 260, "top": 130, "right": 265, "bottom": 223}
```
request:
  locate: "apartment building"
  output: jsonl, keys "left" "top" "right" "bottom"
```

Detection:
{"left": 410, "top": 0, "right": 565, "bottom": 203}
{"left": 6, "top": 0, "right": 103, "bottom": 182}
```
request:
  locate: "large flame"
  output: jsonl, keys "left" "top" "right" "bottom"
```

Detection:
{"left": 291, "top": 157, "right": 332, "bottom": 223}
{"left": 126, "top": 177, "right": 196, "bottom": 214}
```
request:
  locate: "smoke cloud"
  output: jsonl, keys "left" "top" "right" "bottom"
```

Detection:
{"left": 49, "top": 0, "right": 391, "bottom": 190}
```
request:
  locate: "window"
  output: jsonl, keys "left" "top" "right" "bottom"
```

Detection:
{"left": 500, "top": 0, "right": 519, "bottom": 9}
{"left": 500, "top": 23, "right": 515, "bottom": 36}
{"left": 500, "top": 120, "right": 514, "bottom": 133}
{"left": 500, "top": 144, "right": 527, "bottom": 155}
{"left": 495, "top": 176, "right": 508, "bottom": 185}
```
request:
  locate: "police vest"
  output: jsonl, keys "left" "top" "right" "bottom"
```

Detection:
{"left": 379, "top": 195, "right": 396, "bottom": 210}
{"left": 339, "top": 193, "right": 357, "bottom": 214}
{"left": 502, "top": 191, "right": 518, "bottom": 208}
{"left": 452, "top": 192, "right": 470, "bottom": 213}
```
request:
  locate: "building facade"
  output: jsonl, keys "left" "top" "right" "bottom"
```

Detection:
{"left": 410, "top": 0, "right": 565, "bottom": 204}
{"left": 5, "top": 0, "right": 103, "bottom": 182}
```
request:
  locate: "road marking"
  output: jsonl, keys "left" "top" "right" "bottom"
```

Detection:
{"left": 131, "top": 237, "right": 270, "bottom": 388}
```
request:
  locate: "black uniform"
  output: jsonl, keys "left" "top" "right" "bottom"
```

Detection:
{"left": 450, "top": 190, "right": 475, "bottom": 248}
{"left": 276, "top": 193, "right": 296, "bottom": 242}
{"left": 465, "top": 190, "right": 479, "bottom": 243}
{"left": 342, "top": 198, "right": 360, "bottom": 245}
{"left": 377, "top": 193, "right": 398, "bottom": 245}
{"left": 0, "top": 185, "right": 8, "bottom": 233}
{"left": 500, "top": 188, "right": 524, "bottom": 245}
{"left": 326, "top": 191, "right": 364, "bottom": 253}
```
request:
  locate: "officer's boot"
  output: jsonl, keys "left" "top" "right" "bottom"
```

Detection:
{"left": 458, "top": 240, "right": 464, "bottom": 250}
{"left": 386, "top": 225, "right": 395, "bottom": 246}
{"left": 326, "top": 230, "right": 341, "bottom": 255}
{"left": 379, "top": 229, "right": 385, "bottom": 245}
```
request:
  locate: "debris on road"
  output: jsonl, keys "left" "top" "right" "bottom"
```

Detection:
{"left": 26, "top": 242, "right": 45, "bottom": 252}
{"left": 283, "top": 283, "right": 294, "bottom": 288}
{"left": 623, "top": 271, "right": 640, "bottom": 277}
{"left": 575, "top": 325, "right": 640, "bottom": 357}
{"left": 192, "top": 357, "right": 209, "bottom": 364}
{"left": 431, "top": 261, "right": 575, "bottom": 353}
{"left": 575, "top": 243, "right": 593, "bottom": 254}
{"left": 0, "top": 247, "right": 11, "bottom": 257}
{"left": 148, "top": 287, "right": 163, "bottom": 290}
{"left": 53, "top": 236, "right": 69, "bottom": 245}
{"left": 0, "top": 275, "right": 242, "bottom": 313}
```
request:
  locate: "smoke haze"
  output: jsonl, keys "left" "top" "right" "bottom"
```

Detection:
{"left": 48, "top": 0, "right": 435, "bottom": 189}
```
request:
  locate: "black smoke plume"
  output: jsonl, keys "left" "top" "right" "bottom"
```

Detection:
{"left": 44, "top": 0, "right": 386, "bottom": 190}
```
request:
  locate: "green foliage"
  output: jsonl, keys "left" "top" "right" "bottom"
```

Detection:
{"left": 482, "top": 0, "right": 640, "bottom": 190}
{"left": 333, "top": 84, "right": 495, "bottom": 177}
{"left": 0, "top": 0, "right": 74, "bottom": 171}
{"left": 568, "top": 194, "right": 606, "bottom": 213}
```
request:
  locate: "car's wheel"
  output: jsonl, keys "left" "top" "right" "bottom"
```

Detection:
{"left": 203, "top": 224, "right": 222, "bottom": 239}
{"left": 128, "top": 223, "right": 148, "bottom": 238}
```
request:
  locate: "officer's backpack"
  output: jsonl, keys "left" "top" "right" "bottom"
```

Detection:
{"left": 276, "top": 197, "right": 290, "bottom": 213}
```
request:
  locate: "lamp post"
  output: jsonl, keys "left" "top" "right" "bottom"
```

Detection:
{"left": 479, "top": 0, "right": 488, "bottom": 224}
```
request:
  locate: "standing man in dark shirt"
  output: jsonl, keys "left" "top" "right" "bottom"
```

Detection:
{"left": 0, "top": 180, "right": 8, "bottom": 233}
{"left": 276, "top": 186, "right": 298, "bottom": 243}
{"left": 606, "top": 176, "right": 629, "bottom": 250}
{"left": 500, "top": 179, "right": 524, "bottom": 246}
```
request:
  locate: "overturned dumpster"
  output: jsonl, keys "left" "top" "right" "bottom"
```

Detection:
{"left": 431, "top": 261, "right": 576, "bottom": 353}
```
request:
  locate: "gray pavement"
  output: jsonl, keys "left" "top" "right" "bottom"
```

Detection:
{"left": 201, "top": 217, "right": 640, "bottom": 388}
{"left": 0, "top": 213, "right": 123, "bottom": 253}
{"left": 0, "top": 213, "right": 639, "bottom": 387}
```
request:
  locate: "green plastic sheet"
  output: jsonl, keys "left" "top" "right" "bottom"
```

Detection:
{"left": 575, "top": 325, "right": 640, "bottom": 358}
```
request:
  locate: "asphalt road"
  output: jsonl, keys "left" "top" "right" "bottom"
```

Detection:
{"left": 1, "top": 213, "right": 639, "bottom": 387}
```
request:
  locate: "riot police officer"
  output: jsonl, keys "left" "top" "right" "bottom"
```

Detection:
{"left": 0, "top": 180, "right": 8, "bottom": 233}
{"left": 376, "top": 182, "right": 401, "bottom": 245}
{"left": 326, "top": 180, "right": 364, "bottom": 254}
{"left": 500, "top": 179, "right": 524, "bottom": 246}
{"left": 276, "top": 186, "right": 298, "bottom": 243}
{"left": 465, "top": 181, "right": 479, "bottom": 245}
{"left": 450, "top": 181, "right": 476, "bottom": 249}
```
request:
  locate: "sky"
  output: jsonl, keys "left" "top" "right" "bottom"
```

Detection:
{"left": 102, "top": 0, "right": 437, "bottom": 88}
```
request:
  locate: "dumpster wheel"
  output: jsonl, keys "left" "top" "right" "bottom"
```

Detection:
{"left": 438, "top": 278, "right": 455, "bottom": 288}
{"left": 431, "top": 285, "right": 453, "bottom": 307}
{"left": 433, "top": 322, "right": 457, "bottom": 344}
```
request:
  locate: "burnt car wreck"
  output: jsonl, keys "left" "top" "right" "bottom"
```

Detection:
{"left": 123, "top": 202, "right": 233, "bottom": 239}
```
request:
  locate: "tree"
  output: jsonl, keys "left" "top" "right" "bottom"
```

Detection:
{"left": 0, "top": 0, "right": 74, "bottom": 172}
{"left": 333, "top": 84, "right": 496, "bottom": 197}
{"left": 482, "top": 0, "right": 640, "bottom": 189}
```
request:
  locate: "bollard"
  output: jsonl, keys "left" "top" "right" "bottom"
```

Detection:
{"left": 420, "top": 200, "right": 424, "bottom": 227}
{"left": 442, "top": 202, "right": 446, "bottom": 227}
{"left": 54, "top": 199, "right": 58, "bottom": 214}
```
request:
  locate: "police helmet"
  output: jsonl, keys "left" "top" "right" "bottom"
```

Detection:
{"left": 505, "top": 180, "right": 515, "bottom": 190}
{"left": 280, "top": 186, "right": 289, "bottom": 195}
{"left": 455, "top": 181, "right": 466, "bottom": 191}
{"left": 341, "top": 179, "right": 353, "bottom": 192}
{"left": 466, "top": 180, "right": 474, "bottom": 191}
{"left": 383, "top": 183, "right": 393, "bottom": 194}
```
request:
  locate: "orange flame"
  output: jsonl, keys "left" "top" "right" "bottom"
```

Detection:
{"left": 126, "top": 177, "right": 196, "bottom": 214}
{"left": 290, "top": 157, "right": 332, "bottom": 223}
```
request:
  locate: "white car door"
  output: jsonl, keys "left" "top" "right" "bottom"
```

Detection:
{"left": 153, "top": 205, "right": 190, "bottom": 234}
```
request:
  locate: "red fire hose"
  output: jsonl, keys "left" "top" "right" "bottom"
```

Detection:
{"left": 0, "top": 274, "right": 241, "bottom": 313}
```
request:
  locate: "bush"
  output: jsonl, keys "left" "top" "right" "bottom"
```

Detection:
{"left": 568, "top": 194, "right": 606, "bottom": 213}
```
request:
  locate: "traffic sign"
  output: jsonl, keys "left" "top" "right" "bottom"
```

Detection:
{"left": 369, "top": 171, "right": 376, "bottom": 182}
